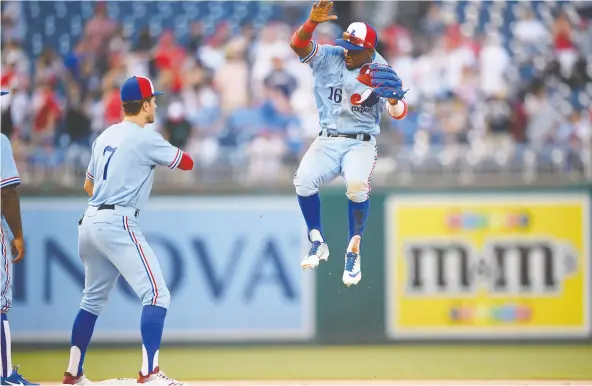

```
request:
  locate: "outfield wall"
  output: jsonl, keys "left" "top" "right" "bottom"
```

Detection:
{"left": 316, "top": 187, "right": 591, "bottom": 343}
{"left": 10, "top": 187, "right": 592, "bottom": 344}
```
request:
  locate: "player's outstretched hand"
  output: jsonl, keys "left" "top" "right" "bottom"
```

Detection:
{"left": 11, "top": 236, "right": 25, "bottom": 263}
{"left": 309, "top": 0, "right": 338, "bottom": 24}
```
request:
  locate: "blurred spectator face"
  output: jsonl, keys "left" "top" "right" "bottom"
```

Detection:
{"left": 40, "top": 49, "right": 54, "bottom": 67}
{"left": 75, "top": 40, "right": 87, "bottom": 56}
{"left": 260, "top": 25, "right": 276, "bottom": 43}
{"left": 271, "top": 57, "right": 284, "bottom": 71}
{"left": 160, "top": 30, "right": 175, "bottom": 48}
{"left": 536, "top": 88, "right": 547, "bottom": 99}
{"left": 215, "top": 22, "right": 232, "bottom": 45}
{"left": 445, "top": 25, "right": 462, "bottom": 50}
{"left": 242, "top": 24, "right": 255, "bottom": 40}
{"left": 68, "top": 84, "right": 81, "bottom": 107}
{"left": 570, "top": 111, "right": 582, "bottom": 124}
{"left": 427, "top": 3, "right": 441, "bottom": 19}
{"left": 95, "top": 3, "right": 108, "bottom": 19}
{"left": 422, "top": 3, "right": 446, "bottom": 37}
{"left": 135, "top": 28, "right": 153, "bottom": 53}
{"left": 523, "top": 8, "right": 535, "bottom": 21}
{"left": 190, "top": 22, "right": 203, "bottom": 37}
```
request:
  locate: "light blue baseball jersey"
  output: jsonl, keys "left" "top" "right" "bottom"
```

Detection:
{"left": 1, "top": 133, "right": 20, "bottom": 191}
{"left": 1, "top": 133, "right": 20, "bottom": 312}
{"left": 300, "top": 42, "right": 389, "bottom": 136}
{"left": 1, "top": 133, "right": 20, "bottom": 238}
{"left": 86, "top": 121, "right": 182, "bottom": 211}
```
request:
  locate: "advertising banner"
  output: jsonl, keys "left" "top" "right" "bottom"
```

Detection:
{"left": 10, "top": 197, "right": 313, "bottom": 343}
{"left": 385, "top": 193, "right": 590, "bottom": 339}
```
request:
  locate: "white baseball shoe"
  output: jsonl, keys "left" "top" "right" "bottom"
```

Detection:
{"left": 137, "top": 367, "right": 185, "bottom": 386}
{"left": 301, "top": 240, "right": 330, "bottom": 269}
{"left": 61, "top": 372, "right": 93, "bottom": 385}
{"left": 342, "top": 235, "right": 362, "bottom": 286}
{"left": 94, "top": 378, "right": 136, "bottom": 385}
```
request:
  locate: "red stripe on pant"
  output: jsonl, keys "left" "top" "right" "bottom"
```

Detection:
{"left": 1, "top": 228, "right": 10, "bottom": 311}
{"left": 124, "top": 217, "right": 158, "bottom": 305}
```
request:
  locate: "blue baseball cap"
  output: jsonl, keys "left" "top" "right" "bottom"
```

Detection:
{"left": 120, "top": 76, "right": 165, "bottom": 103}
{"left": 1, "top": 91, "right": 8, "bottom": 96}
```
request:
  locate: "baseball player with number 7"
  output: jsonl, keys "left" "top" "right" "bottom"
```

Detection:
{"left": 290, "top": 1, "right": 408, "bottom": 286}
{"left": 61, "top": 76, "right": 194, "bottom": 386}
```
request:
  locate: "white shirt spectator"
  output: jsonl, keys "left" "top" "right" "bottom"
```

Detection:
{"left": 444, "top": 44, "right": 475, "bottom": 92}
{"left": 246, "top": 133, "right": 287, "bottom": 182}
{"left": 513, "top": 13, "right": 550, "bottom": 46}
{"left": 391, "top": 55, "right": 417, "bottom": 106}
{"left": 251, "top": 25, "right": 293, "bottom": 100}
{"left": 479, "top": 35, "right": 510, "bottom": 97}
{"left": 414, "top": 51, "right": 445, "bottom": 98}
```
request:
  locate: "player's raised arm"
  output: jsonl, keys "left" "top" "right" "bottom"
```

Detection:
{"left": 143, "top": 131, "right": 194, "bottom": 171}
{"left": 290, "top": 0, "right": 337, "bottom": 59}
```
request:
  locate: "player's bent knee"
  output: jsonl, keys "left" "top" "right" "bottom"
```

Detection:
{"left": 80, "top": 294, "right": 108, "bottom": 316}
{"left": 142, "top": 286, "right": 171, "bottom": 310}
{"left": 294, "top": 174, "right": 319, "bottom": 197}
{"left": 346, "top": 180, "right": 370, "bottom": 203}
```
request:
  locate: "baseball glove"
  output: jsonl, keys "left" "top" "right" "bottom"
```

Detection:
{"left": 357, "top": 63, "right": 408, "bottom": 100}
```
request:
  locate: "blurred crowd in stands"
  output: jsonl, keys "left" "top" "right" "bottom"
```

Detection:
{"left": 1, "top": 1, "right": 591, "bottom": 186}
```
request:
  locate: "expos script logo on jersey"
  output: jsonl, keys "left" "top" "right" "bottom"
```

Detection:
{"left": 350, "top": 65, "right": 381, "bottom": 112}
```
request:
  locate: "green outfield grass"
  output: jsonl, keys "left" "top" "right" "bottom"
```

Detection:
{"left": 14, "top": 345, "right": 592, "bottom": 382}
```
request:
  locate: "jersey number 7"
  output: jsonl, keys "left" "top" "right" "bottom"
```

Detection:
{"left": 102, "top": 146, "right": 117, "bottom": 180}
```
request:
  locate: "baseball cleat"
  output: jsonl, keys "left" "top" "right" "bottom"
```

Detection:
{"left": 137, "top": 367, "right": 184, "bottom": 386}
{"left": 2, "top": 366, "right": 39, "bottom": 385}
{"left": 61, "top": 371, "right": 93, "bottom": 385}
{"left": 342, "top": 235, "right": 362, "bottom": 286}
{"left": 301, "top": 241, "right": 329, "bottom": 269}
{"left": 94, "top": 378, "right": 135, "bottom": 385}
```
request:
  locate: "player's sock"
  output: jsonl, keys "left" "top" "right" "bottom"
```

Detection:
{"left": 67, "top": 309, "right": 98, "bottom": 377}
{"left": 348, "top": 199, "right": 370, "bottom": 242}
{"left": 297, "top": 193, "right": 324, "bottom": 242}
{"left": 1, "top": 313, "right": 12, "bottom": 378}
{"left": 140, "top": 305, "right": 167, "bottom": 376}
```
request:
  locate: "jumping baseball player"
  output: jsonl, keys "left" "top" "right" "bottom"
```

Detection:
{"left": 61, "top": 77, "right": 194, "bottom": 386}
{"left": 1, "top": 91, "right": 39, "bottom": 386}
{"left": 290, "top": 1, "right": 408, "bottom": 286}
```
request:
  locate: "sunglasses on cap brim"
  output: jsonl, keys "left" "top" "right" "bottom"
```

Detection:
{"left": 342, "top": 32, "right": 374, "bottom": 49}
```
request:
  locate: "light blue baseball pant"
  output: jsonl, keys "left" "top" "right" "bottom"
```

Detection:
{"left": 1, "top": 225, "right": 13, "bottom": 313}
{"left": 294, "top": 135, "right": 378, "bottom": 202}
{"left": 78, "top": 206, "right": 170, "bottom": 316}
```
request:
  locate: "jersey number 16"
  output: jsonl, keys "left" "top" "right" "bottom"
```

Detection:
{"left": 328, "top": 87, "right": 342, "bottom": 103}
{"left": 102, "top": 146, "right": 117, "bottom": 180}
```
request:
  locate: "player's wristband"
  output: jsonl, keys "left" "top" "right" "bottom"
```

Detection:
{"left": 387, "top": 100, "right": 408, "bottom": 120}
{"left": 291, "top": 20, "right": 318, "bottom": 48}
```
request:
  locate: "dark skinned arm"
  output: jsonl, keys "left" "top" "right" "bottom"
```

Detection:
{"left": 290, "top": 1, "right": 337, "bottom": 58}
{"left": 289, "top": 25, "right": 316, "bottom": 59}
{"left": 1, "top": 184, "right": 25, "bottom": 262}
